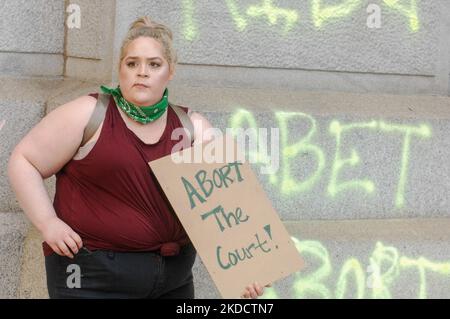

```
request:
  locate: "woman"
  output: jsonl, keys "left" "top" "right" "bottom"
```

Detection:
{"left": 8, "top": 16, "right": 265, "bottom": 299}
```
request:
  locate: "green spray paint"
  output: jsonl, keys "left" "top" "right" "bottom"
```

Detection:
{"left": 262, "top": 237, "right": 450, "bottom": 299}
{"left": 276, "top": 112, "right": 325, "bottom": 195}
{"left": 229, "top": 109, "right": 277, "bottom": 184}
{"left": 229, "top": 109, "right": 433, "bottom": 209}
{"left": 328, "top": 120, "right": 378, "bottom": 198}
{"left": 225, "top": 0, "right": 249, "bottom": 32}
{"left": 312, "top": 0, "right": 363, "bottom": 28}
{"left": 378, "top": 122, "right": 431, "bottom": 208}
{"left": 383, "top": 0, "right": 420, "bottom": 32}
{"left": 182, "top": 0, "right": 198, "bottom": 41}
{"left": 335, "top": 258, "right": 366, "bottom": 298}
{"left": 182, "top": 0, "right": 421, "bottom": 40}
{"left": 247, "top": 0, "right": 299, "bottom": 34}
{"left": 400, "top": 256, "right": 450, "bottom": 299}
{"left": 291, "top": 238, "right": 333, "bottom": 299}
{"left": 368, "top": 242, "right": 400, "bottom": 298}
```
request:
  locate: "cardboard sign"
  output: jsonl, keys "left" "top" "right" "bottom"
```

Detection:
{"left": 149, "top": 135, "right": 303, "bottom": 298}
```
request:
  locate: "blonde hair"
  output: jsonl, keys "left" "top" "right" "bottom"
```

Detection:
{"left": 119, "top": 17, "right": 177, "bottom": 71}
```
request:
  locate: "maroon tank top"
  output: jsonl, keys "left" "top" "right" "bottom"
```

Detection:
{"left": 43, "top": 94, "right": 192, "bottom": 257}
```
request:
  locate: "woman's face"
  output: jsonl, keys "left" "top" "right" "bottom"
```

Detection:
{"left": 119, "top": 37, "right": 174, "bottom": 106}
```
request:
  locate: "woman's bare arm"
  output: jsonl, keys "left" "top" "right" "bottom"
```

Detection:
{"left": 8, "top": 95, "right": 97, "bottom": 257}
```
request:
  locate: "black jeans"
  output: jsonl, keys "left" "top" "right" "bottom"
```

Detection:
{"left": 45, "top": 243, "right": 197, "bottom": 299}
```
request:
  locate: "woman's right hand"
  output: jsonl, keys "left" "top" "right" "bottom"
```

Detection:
{"left": 40, "top": 217, "right": 83, "bottom": 258}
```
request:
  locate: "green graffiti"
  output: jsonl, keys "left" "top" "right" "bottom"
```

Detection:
{"left": 400, "top": 256, "right": 450, "bottom": 299}
{"left": 262, "top": 237, "right": 450, "bottom": 299}
{"left": 226, "top": 0, "right": 298, "bottom": 34}
{"left": 229, "top": 109, "right": 276, "bottom": 183}
{"left": 383, "top": 0, "right": 419, "bottom": 32}
{"left": 182, "top": 0, "right": 198, "bottom": 41}
{"left": 379, "top": 122, "right": 431, "bottom": 208}
{"left": 229, "top": 109, "right": 433, "bottom": 209}
{"left": 291, "top": 238, "right": 333, "bottom": 299}
{"left": 328, "top": 120, "right": 378, "bottom": 198}
{"left": 369, "top": 242, "right": 400, "bottom": 298}
{"left": 225, "top": 0, "right": 249, "bottom": 32}
{"left": 276, "top": 112, "right": 325, "bottom": 195}
{"left": 182, "top": 0, "right": 421, "bottom": 40}
{"left": 312, "top": 0, "right": 363, "bottom": 28}
{"left": 247, "top": 0, "right": 299, "bottom": 34}
{"left": 335, "top": 258, "right": 365, "bottom": 298}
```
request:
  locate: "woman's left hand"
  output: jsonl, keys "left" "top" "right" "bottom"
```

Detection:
{"left": 241, "top": 282, "right": 271, "bottom": 299}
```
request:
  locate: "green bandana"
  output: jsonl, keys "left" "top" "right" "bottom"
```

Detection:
{"left": 100, "top": 85, "right": 169, "bottom": 124}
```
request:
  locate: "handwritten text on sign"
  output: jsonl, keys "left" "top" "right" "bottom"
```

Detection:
{"left": 149, "top": 136, "right": 303, "bottom": 298}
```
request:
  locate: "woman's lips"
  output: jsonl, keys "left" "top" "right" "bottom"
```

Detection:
{"left": 133, "top": 84, "right": 149, "bottom": 89}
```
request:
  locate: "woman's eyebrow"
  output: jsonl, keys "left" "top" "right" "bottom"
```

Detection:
{"left": 125, "top": 56, "right": 162, "bottom": 60}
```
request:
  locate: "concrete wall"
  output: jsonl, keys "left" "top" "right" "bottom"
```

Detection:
{"left": 112, "top": 0, "right": 450, "bottom": 96}
{"left": 0, "top": 80, "right": 47, "bottom": 212}
{"left": 445, "top": 0, "right": 450, "bottom": 95}
{"left": 1, "top": 1, "right": 449, "bottom": 96}
{"left": 0, "top": 0, "right": 64, "bottom": 76}
{"left": 65, "top": 0, "right": 116, "bottom": 81}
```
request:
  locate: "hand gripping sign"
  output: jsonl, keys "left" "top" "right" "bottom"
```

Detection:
{"left": 149, "top": 135, "right": 303, "bottom": 298}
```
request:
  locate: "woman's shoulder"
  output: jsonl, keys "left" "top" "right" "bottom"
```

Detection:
{"left": 188, "top": 109, "right": 209, "bottom": 122}
{"left": 42, "top": 95, "right": 100, "bottom": 139}
{"left": 54, "top": 94, "right": 97, "bottom": 111}
{"left": 51, "top": 95, "right": 98, "bottom": 121}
